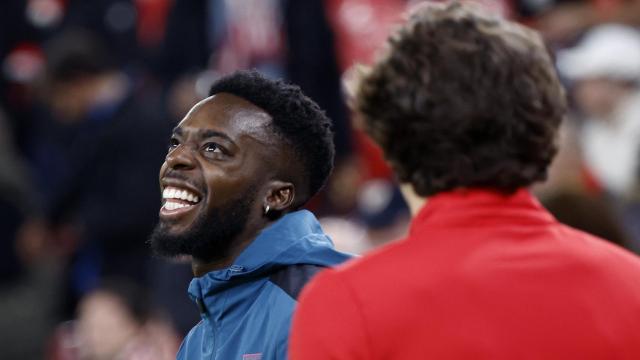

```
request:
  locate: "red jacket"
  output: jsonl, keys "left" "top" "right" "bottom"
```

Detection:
{"left": 290, "top": 189, "right": 640, "bottom": 359}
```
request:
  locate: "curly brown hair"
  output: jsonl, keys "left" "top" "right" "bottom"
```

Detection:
{"left": 353, "top": 2, "right": 567, "bottom": 197}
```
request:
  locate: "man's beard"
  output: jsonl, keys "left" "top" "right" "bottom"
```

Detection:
{"left": 148, "top": 188, "right": 256, "bottom": 263}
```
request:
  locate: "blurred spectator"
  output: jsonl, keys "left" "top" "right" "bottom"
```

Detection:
{"left": 325, "top": 0, "right": 406, "bottom": 215}
{"left": 515, "top": 0, "right": 640, "bottom": 46}
{"left": 47, "top": 278, "right": 179, "bottom": 360}
{"left": 1, "top": 0, "right": 168, "bottom": 152}
{"left": 27, "top": 29, "right": 172, "bottom": 313}
{"left": 321, "top": 179, "right": 410, "bottom": 254}
{"left": 533, "top": 117, "right": 633, "bottom": 249}
{"left": 0, "top": 109, "right": 38, "bottom": 279}
{"left": 557, "top": 24, "right": 640, "bottom": 199}
{"left": 545, "top": 24, "right": 640, "bottom": 252}
{"left": 0, "top": 106, "right": 62, "bottom": 360}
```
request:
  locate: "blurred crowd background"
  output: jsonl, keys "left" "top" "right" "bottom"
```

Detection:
{"left": 1, "top": 0, "right": 640, "bottom": 359}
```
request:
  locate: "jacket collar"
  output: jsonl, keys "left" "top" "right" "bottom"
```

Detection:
{"left": 188, "top": 209, "right": 349, "bottom": 300}
{"left": 410, "top": 188, "right": 556, "bottom": 237}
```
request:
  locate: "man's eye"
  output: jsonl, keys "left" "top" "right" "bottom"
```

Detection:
{"left": 204, "top": 143, "right": 222, "bottom": 154}
{"left": 168, "top": 138, "right": 180, "bottom": 151}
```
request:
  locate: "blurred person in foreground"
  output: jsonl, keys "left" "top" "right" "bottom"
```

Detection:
{"left": 147, "top": 70, "right": 350, "bottom": 359}
{"left": 290, "top": 2, "right": 640, "bottom": 359}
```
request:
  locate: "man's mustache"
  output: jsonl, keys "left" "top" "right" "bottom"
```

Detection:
{"left": 162, "top": 170, "right": 204, "bottom": 193}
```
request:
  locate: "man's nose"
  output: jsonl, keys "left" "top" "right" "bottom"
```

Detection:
{"left": 165, "top": 144, "right": 196, "bottom": 170}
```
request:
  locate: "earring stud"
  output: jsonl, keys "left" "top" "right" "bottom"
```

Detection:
{"left": 264, "top": 205, "right": 270, "bottom": 215}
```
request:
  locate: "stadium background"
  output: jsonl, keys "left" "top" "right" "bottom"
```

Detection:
{"left": 1, "top": 0, "right": 640, "bottom": 358}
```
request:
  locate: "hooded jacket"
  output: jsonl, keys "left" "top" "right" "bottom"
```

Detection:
{"left": 176, "top": 210, "right": 351, "bottom": 360}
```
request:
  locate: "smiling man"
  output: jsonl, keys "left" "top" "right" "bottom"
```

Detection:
{"left": 148, "top": 70, "right": 350, "bottom": 360}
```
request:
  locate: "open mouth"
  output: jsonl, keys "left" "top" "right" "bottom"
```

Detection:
{"left": 161, "top": 186, "right": 202, "bottom": 215}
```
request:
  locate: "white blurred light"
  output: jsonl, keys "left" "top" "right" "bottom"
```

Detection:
{"left": 195, "top": 70, "right": 220, "bottom": 99}
{"left": 358, "top": 180, "right": 394, "bottom": 216}
{"left": 3, "top": 48, "right": 44, "bottom": 83}
{"left": 26, "top": 0, "right": 63, "bottom": 29}
{"left": 557, "top": 25, "right": 640, "bottom": 81}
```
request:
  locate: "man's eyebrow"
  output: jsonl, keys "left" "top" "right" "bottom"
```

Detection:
{"left": 197, "top": 129, "right": 234, "bottom": 143}
{"left": 172, "top": 127, "right": 184, "bottom": 136}
{"left": 171, "top": 127, "right": 234, "bottom": 143}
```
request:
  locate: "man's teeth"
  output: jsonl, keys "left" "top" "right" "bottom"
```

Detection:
{"left": 162, "top": 187, "right": 200, "bottom": 203}
{"left": 163, "top": 200, "right": 193, "bottom": 210}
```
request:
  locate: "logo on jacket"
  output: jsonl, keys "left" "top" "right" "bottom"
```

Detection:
{"left": 243, "top": 353, "right": 262, "bottom": 360}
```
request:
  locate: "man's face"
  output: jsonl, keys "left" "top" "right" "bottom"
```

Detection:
{"left": 149, "top": 93, "right": 276, "bottom": 262}
{"left": 574, "top": 78, "right": 633, "bottom": 120}
{"left": 49, "top": 79, "right": 94, "bottom": 122}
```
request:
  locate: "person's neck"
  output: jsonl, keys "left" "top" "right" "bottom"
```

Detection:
{"left": 191, "top": 257, "right": 234, "bottom": 277}
{"left": 190, "top": 217, "right": 271, "bottom": 277}
{"left": 400, "top": 183, "right": 427, "bottom": 217}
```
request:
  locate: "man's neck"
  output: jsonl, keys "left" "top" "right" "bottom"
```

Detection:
{"left": 400, "top": 183, "right": 427, "bottom": 217}
{"left": 191, "top": 257, "right": 234, "bottom": 277}
{"left": 190, "top": 218, "right": 270, "bottom": 277}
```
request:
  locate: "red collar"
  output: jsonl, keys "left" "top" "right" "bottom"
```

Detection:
{"left": 409, "top": 188, "right": 556, "bottom": 237}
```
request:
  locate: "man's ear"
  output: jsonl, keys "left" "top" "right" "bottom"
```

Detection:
{"left": 264, "top": 181, "right": 296, "bottom": 214}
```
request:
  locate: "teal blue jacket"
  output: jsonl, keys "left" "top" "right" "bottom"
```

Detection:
{"left": 176, "top": 210, "right": 351, "bottom": 360}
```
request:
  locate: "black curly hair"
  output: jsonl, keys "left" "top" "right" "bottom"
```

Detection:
{"left": 209, "top": 70, "right": 335, "bottom": 204}
{"left": 353, "top": 2, "right": 567, "bottom": 197}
